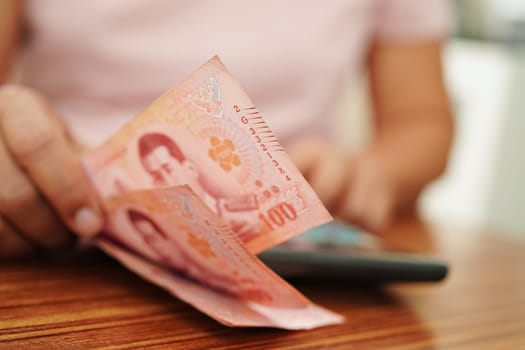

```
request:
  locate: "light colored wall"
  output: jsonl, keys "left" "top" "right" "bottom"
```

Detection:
{"left": 484, "top": 49, "right": 525, "bottom": 237}
{"left": 420, "top": 39, "right": 511, "bottom": 230}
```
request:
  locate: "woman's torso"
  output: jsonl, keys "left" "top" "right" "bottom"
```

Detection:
{"left": 18, "top": 0, "right": 449, "bottom": 147}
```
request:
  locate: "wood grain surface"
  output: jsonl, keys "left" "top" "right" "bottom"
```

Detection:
{"left": 1, "top": 219, "right": 525, "bottom": 349}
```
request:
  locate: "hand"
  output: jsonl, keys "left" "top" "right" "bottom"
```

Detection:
{"left": 0, "top": 85, "right": 103, "bottom": 258}
{"left": 288, "top": 139, "right": 395, "bottom": 232}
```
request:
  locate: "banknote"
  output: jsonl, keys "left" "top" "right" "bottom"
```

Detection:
{"left": 84, "top": 56, "right": 332, "bottom": 253}
{"left": 83, "top": 56, "right": 342, "bottom": 329}
{"left": 98, "top": 186, "right": 343, "bottom": 329}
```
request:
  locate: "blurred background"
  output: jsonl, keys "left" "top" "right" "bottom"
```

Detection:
{"left": 337, "top": 0, "right": 525, "bottom": 238}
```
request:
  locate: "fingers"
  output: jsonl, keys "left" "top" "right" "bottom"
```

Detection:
{"left": 307, "top": 147, "right": 353, "bottom": 210}
{"left": 0, "top": 128, "right": 72, "bottom": 249}
{"left": 0, "top": 216, "right": 35, "bottom": 259}
{"left": 289, "top": 138, "right": 396, "bottom": 231}
{"left": 338, "top": 157, "right": 394, "bottom": 232}
{"left": 287, "top": 139, "right": 324, "bottom": 178}
{"left": 288, "top": 139, "right": 353, "bottom": 211}
{"left": 0, "top": 85, "right": 103, "bottom": 238}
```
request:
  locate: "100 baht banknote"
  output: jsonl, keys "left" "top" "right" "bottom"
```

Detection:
{"left": 84, "top": 56, "right": 331, "bottom": 254}
{"left": 83, "top": 56, "right": 341, "bottom": 329}
{"left": 97, "top": 186, "right": 342, "bottom": 329}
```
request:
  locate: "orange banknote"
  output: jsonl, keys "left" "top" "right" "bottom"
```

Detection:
{"left": 84, "top": 56, "right": 341, "bottom": 329}
{"left": 84, "top": 56, "right": 331, "bottom": 254}
{"left": 98, "top": 186, "right": 342, "bottom": 329}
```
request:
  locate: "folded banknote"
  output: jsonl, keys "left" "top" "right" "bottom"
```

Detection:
{"left": 83, "top": 56, "right": 342, "bottom": 329}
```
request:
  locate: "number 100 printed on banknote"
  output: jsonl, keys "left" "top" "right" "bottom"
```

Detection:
{"left": 83, "top": 57, "right": 342, "bottom": 329}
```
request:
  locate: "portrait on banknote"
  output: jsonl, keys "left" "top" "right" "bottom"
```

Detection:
{"left": 136, "top": 131, "right": 261, "bottom": 239}
{"left": 102, "top": 198, "right": 273, "bottom": 304}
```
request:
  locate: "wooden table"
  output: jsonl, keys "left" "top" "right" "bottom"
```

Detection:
{"left": 1, "top": 219, "right": 525, "bottom": 349}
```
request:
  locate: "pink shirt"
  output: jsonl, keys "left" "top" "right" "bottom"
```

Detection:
{"left": 19, "top": 0, "right": 451, "bottom": 148}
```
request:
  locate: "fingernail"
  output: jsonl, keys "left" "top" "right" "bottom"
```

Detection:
{"left": 74, "top": 207, "right": 103, "bottom": 237}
